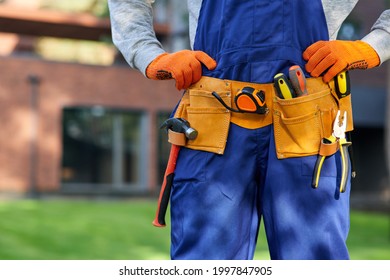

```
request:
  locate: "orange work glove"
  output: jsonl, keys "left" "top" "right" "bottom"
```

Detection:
{"left": 303, "top": 40, "right": 380, "bottom": 83}
{"left": 146, "top": 50, "right": 217, "bottom": 90}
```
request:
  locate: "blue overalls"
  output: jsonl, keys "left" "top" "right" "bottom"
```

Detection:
{"left": 170, "top": 0, "right": 351, "bottom": 260}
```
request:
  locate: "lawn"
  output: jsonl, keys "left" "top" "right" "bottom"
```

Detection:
{"left": 0, "top": 199, "right": 388, "bottom": 260}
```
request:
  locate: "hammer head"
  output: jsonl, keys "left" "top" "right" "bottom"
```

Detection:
{"left": 161, "top": 118, "right": 198, "bottom": 140}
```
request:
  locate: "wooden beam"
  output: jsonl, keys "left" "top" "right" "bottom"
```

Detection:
{"left": 0, "top": 6, "right": 170, "bottom": 41}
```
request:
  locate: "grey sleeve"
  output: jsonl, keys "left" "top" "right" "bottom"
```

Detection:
{"left": 362, "top": 9, "right": 390, "bottom": 64}
{"left": 108, "top": 0, "right": 165, "bottom": 75}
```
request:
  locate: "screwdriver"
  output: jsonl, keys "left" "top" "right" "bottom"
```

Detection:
{"left": 335, "top": 70, "right": 351, "bottom": 99}
{"left": 274, "top": 73, "right": 296, "bottom": 99}
{"left": 289, "top": 65, "right": 308, "bottom": 97}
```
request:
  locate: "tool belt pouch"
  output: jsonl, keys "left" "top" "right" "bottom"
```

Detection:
{"left": 174, "top": 88, "right": 231, "bottom": 154}
{"left": 167, "top": 129, "right": 187, "bottom": 146}
{"left": 273, "top": 88, "right": 340, "bottom": 159}
{"left": 319, "top": 139, "right": 339, "bottom": 157}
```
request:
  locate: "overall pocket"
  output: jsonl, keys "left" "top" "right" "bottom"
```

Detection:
{"left": 273, "top": 89, "right": 338, "bottom": 159}
{"left": 180, "top": 89, "right": 231, "bottom": 155}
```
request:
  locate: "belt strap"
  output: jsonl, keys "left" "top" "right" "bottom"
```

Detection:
{"left": 189, "top": 76, "right": 338, "bottom": 129}
{"left": 168, "top": 129, "right": 187, "bottom": 146}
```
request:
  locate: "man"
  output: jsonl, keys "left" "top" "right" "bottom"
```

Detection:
{"left": 108, "top": 0, "right": 390, "bottom": 260}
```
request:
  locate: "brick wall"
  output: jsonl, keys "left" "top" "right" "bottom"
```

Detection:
{"left": 0, "top": 56, "right": 177, "bottom": 193}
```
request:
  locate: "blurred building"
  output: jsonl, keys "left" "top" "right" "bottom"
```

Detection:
{"left": 339, "top": 1, "right": 390, "bottom": 210}
{"left": 0, "top": 0, "right": 180, "bottom": 196}
{"left": 0, "top": 0, "right": 389, "bottom": 208}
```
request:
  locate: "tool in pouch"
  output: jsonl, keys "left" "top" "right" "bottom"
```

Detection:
{"left": 288, "top": 65, "right": 308, "bottom": 96}
{"left": 153, "top": 118, "right": 198, "bottom": 227}
{"left": 212, "top": 86, "right": 269, "bottom": 114}
{"left": 312, "top": 110, "right": 351, "bottom": 193}
{"left": 334, "top": 70, "right": 356, "bottom": 179}
{"left": 312, "top": 70, "right": 354, "bottom": 192}
{"left": 273, "top": 67, "right": 355, "bottom": 191}
{"left": 334, "top": 70, "right": 356, "bottom": 178}
{"left": 335, "top": 70, "right": 351, "bottom": 98}
{"left": 273, "top": 65, "right": 308, "bottom": 99}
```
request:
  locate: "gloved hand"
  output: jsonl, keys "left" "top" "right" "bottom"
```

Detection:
{"left": 303, "top": 40, "right": 380, "bottom": 83}
{"left": 146, "top": 50, "right": 217, "bottom": 90}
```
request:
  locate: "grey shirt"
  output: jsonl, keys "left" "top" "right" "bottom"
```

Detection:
{"left": 108, "top": 0, "right": 390, "bottom": 75}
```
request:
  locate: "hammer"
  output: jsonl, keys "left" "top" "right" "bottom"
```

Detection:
{"left": 152, "top": 118, "right": 197, "bottom": 227}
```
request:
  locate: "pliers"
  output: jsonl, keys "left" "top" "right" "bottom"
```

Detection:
{"left": 312, "top": 110, "right": 351, "bottom": 193}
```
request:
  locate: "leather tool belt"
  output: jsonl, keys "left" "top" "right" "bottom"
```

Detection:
{"left": 173, "top": 76, "right": 353, "bottom": 159}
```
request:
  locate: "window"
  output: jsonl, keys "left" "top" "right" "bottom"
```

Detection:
{"left": 61, "top": 106, "right": 147, "bottom": 193}
{"left": 156, "top": 112, "right": 171, "bottom": 185}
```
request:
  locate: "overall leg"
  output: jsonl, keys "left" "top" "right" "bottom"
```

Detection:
{"left": 170, "top": 124, "right": 269, "bottom": 260}
{"left": 262, "top": 127, "right": 351, "bottom": 260}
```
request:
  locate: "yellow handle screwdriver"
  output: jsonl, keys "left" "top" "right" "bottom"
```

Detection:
{"left": 274, "top": 73, "right": 296, "bottom": 99}
{"left": 335, "top": 70, "right": 351, "bottom": 98}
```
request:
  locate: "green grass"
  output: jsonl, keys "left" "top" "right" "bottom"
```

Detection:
{"left": 0, "top": 199, "right": 388, "bottom": 260}
{"left": 0, "top": 199, "right": 170, "bottom": 260}
{"left": 347, "top": 210, "right": 390, "bottom": 260}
